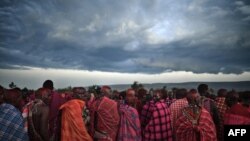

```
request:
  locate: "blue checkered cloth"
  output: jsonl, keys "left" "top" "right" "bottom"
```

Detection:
{"left": 0, "top": 103, "right": 29, "bottom": 141}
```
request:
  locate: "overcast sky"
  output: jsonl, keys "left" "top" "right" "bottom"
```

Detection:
{"left": 1, "top": 0, "right": 250, "bottom": 89}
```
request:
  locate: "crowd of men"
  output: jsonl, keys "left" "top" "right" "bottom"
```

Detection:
{"left": 0, "top": 80, "right": 250, "bottom": 141}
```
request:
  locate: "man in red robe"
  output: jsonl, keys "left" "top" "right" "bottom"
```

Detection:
{"left": 42, "top": 80, "right": 67, "bottom": 140}
{"left": 224, "top": 90, "right": 250, "bottom": 125}
{"left": 89, "top": 85, "right": 120, "bottom": 141}
{"left": 141, "top": 89, "right": 173, "bottom": 141}
{"left": 215, "top": 89, "right": 228, "bottom": 141}
{"left": 175, "top": 89, "right": 217, "bottom": 141}
{"left": 117, "top": 89, "right": 141, "bottom": 141}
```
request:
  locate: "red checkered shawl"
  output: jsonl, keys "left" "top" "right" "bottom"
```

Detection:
{"left": 170, "top": 98, "right": 188, "bottom": 130}
{"left": 117, "top": 104, "right": 141, "bottom": 141}
{"left": 215, "top": 97, "right": 227, "bottom": 141}
{"left": 175, "top": 107, "right": 217, "bottom": 141}
{"left": 141, "top": 100, "right": 173, "bottom": 141}
{"left": 89, "top": 96, "right": 120, "bottom": 141}
{"left": 140, "top": 100, "right": 155, "bottom": 129}
{"left": 215, "top": 97, "right": 227, "bottom": 119}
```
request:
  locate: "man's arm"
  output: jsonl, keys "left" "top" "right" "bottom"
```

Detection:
{"left": 211, "top": 101, "right": 220, "bottom": 125}
{"left": 40, "top": 106, "right": 50, "bottom": 141}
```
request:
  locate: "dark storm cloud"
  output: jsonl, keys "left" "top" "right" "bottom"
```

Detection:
{"left": 0, "top": 0, "right": 250, "bottom": 74}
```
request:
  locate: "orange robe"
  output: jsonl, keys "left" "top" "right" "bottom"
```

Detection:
{"left": 60, "top": 99, "right": 92, "bottom": 141}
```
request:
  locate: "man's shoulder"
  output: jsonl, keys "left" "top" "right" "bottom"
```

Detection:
{"left": 0, "top": 103, "right": 19, "bottom": 114}
{"left": 0, "top": 103, "right": 15, "bottom": 109}
{"left": 201, "top": 96, "right": 215, "bottom": 103}
{"left": 0, "top": 103, "right": 23, "bottom": 123}
{"left": 170, "top": 98, "right": 188, "bottom": 107}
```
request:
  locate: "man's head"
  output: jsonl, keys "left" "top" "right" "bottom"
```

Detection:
{"left": 161, "top": 88, "right": 168, "bottom": 99}
{"left": 153, "top": 89, "right": 163, "bottom": 101}
{"left": 118, "top": 90, "right": 126, "bottom": 100}
{"left": 88, "top": 85, "right": 101, "bottom": 99}
{"left": 126, "top": 88, "right": 136, "bottom": 106}
{"left": 101, "top": 85, "right": 112, "bottom": 98}
{"left": 43, "top": 80, "right": 54, "bottom": 90}
{"left": 240, "top": 91, "right": 250, "bottom": 107}
{"left": 197, "top": 84, "right": 209, "bottom": 96}
{"left": 217, "top": 89, "right": 227, "bottom": 97}
{"left": 36, "top": 88, "right": 52, "bottom": 105}
{"left": 225, "top": 90, "right": 239, "bottom": 107}
{"left": 186, "top": 89, "right": 200, "bottom": 106}
{"left": 175, "top": 88, "right": 188, "bottom": 99}
{"left": 4, "top": 88, "right": 23, "bottom": 109}
{"left": 112, "top": 90, "right": 120, "bottom": 100}
{"left": 137, "top": 88, "right": 147, "bottom": 99}
{"left": 72, "top": 87, "right": 88, "bottom": 101}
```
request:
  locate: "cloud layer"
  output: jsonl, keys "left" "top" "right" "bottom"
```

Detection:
{"left": 1, "top": 0, "right": 250, "bottom": 74}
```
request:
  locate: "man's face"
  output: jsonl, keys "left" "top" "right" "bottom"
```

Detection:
{"left": 102, "top": 88, "right": 111, "bottom": 98}
{"left": 153, "top": 91, "right": 162, "bottom": 100}
{"left": 72, "top": 87, "right": 88, "bottom": 100}
{"left": 126, "top": 90, "right": 136, "bottom": 104}
{"left": 187, "top": 92, "right": 200, "bottom": 106}
{"left": 42, "top": 90, "right": 52, "bottom": 105}
{"left": 77, "top": 92, "right": 89, "bottom": 101}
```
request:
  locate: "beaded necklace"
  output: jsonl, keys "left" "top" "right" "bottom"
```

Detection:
{"left": 182, "top": 105, "right": 201, "bottom": 125}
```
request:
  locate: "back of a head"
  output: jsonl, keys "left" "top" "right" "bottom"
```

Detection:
{"left": 161, "top": 88, "right": 168, "bottom": 99}
{"left": 225, "top": 90, "right": 239, "bottom": 108}
{"left": 175, "top": 88, "right": 188, "bottom": 99}
{"left": 217, "top": 89, "right": 227, "bottom": 97}
{"left": 119, "top": 90, "right": 126, "bottom": 100}
{"left": 4, "top": 88, "right": 22, "bottom": 108}
{"left": 197, "top": 84, "right": 208, "bottom": 96}
{"left": 112, "top": 90, "right": 120, "bottom": 100}
{"left": 43, "top": 80, "right": 54, "bottom": 90}
{"left": 137, "top": 88, "right": 147, "bottom": 99}
{"left": 88, "top": 85, "right": 101, "bottom": 98}
{"left": 239, "top": 91, "right": 250, "bottom": 107}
